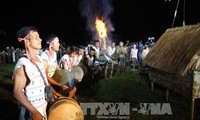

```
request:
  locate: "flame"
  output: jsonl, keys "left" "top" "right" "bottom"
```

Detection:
{"left": 95, "top": 17, "right": 107, "bottom": 50}
{"left": 95, "top": 17, "right": 107, "bottom": 39}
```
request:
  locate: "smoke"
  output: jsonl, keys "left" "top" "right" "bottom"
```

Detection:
{"left": 79, "top": 0, "right": 115, "bottom": 42}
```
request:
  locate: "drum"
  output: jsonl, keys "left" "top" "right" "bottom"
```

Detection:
{"left": 48, "top": 97, "right": 84, "bottom": 120}
{"left": 78, "top": 63, "right": 88, "bottom": 75}
{"left": 71, "top": 66, "right": 84, "bottom": 82}
{"left": 52, "top": 69, "right": 74, "bottom": 85}
{"left": 52, "top": 69, "right": 75, "bottom": 95}
{"left": 111, "top": 53, "right": 118, "bottom": 60}
{"left": 97, "top": 55, "right": 107, "bottom": 65}
{"left": 111, "top": 53, "right": 118, "bottom": 65}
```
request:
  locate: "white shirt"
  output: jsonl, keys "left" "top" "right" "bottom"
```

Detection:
{"left": 40, "top": 50, "right": 58, "bottom": 77}
{"left": 131, "top": 48, "right": 138, "bottom": 59}
{"left": 59, "top": 54, "right": 73, "bottom": 71}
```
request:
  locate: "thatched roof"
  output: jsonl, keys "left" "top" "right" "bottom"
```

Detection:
{"left": 143, "top": 24, "right": 200, "bottom": 77}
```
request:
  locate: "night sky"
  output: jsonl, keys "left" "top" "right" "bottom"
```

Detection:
{"left": 0, "top": 0, "right": 199, "bottom": 48}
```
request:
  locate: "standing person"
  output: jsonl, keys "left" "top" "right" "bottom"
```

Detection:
{"left": 40, "top": 34, "right": 68, "bottom": 92}
{"left": 116, "top": 41, "right": 127, "bottom": 74}
{"left": 130, "top": 42, "right": 138, "bottom": 71}
{"left": 104, "top": 41, "right": 117, "bottom": 79}
{"left": 142, "top": 43, "right": 149, "bottom": 60}
{"left": 11, "top": 46, "right": 16, "bottom": 63}
{"left": 137, "top": 40, "right": 144, "bottom": 67}
{"left": 1, "top": 49, "right": 6, "bottom": 64}
{"left": 12, "top": 26, "right": 60, "bottom": 120}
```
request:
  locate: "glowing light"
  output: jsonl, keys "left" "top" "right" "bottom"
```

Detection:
{"left": 95, "top": 17, "right": 107, "bottom": 39}
{"left": 95, "top": 17, "right": 108, "bottom": 50}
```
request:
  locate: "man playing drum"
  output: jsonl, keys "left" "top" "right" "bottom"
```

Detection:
{"left": 72, "top": 45, "right": 85, "bottom": 66}
{"left": 58, "top": 46, "right": 79, "bottom": 98}
{"left": 13, "top": 26, "right": 61, "bottom": 120}
{"left": 40, "top": 34, "right": 68, "bottom": 92}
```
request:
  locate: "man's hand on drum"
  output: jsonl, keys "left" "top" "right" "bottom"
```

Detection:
{"left": 31, "top": 109, "right": 44, "bottom": 120}
{"left": 60, "top": 84, "right": 68, "bottom": 91}
{"left": 52, "top": 89, "right": 62, "bottom": 99}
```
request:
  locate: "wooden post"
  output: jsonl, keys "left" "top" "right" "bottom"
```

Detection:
{"left": 151, "top": 81, "right": 154, "bottom": 91}
{"left": 166, "top": 89, "right": 169, "bottom": 102}
{"left": 191, "top": 98, "right": 195, "bottom": 120}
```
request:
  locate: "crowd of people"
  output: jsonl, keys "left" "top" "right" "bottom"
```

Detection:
{"left": 0, "top": 46, "right": 23, "bottom": 64}
{"left": 10, "top": 26, "right": 154, "bottom": 120}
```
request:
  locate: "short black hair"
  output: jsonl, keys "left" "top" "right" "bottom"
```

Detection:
{"left": 45, "top": 34, "right": 58, "bottom": 44}
{"left": 69, "top": 46, "right": 78, "bottom": 54}
{"left": 78, "top": 45, "right": 85, "bottom": 49}
{"left": 16, "top": 26, "right": 38, "bottom": 38}
{"left": 89, "top": 47, "right": 95, "bottom": 51}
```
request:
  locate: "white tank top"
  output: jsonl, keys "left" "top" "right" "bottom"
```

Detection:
{"left": 40, "top": 50, "right": 57, "bottom": 77}
{"left": 13, "top": 55, "right": 48, "bottom": 116}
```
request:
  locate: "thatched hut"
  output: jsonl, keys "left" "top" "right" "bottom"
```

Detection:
{"left": 143, "top": 24, "right": 200, "bottom": 120}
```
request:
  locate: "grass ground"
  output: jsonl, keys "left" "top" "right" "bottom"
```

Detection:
{"left": 0, "top": 63, "right": 194, "bottom": 120}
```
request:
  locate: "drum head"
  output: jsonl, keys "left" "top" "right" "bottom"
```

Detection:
{"left": 98, "top": 55, "right": 107, "bottom": 64}
{"left": 78, "top": 63, "right": 88, "bottom": 75}
{"left": 48, "top": 97, "right": 84, "bottom": 120}
{"left": 111, "top": 53, "right": 118, "bottom": 60}
{"left": 52, "top": 69, "right": 74, "bottom": 85}
{"left": 71, "top": 66, "right": 84, "bottom": 82}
